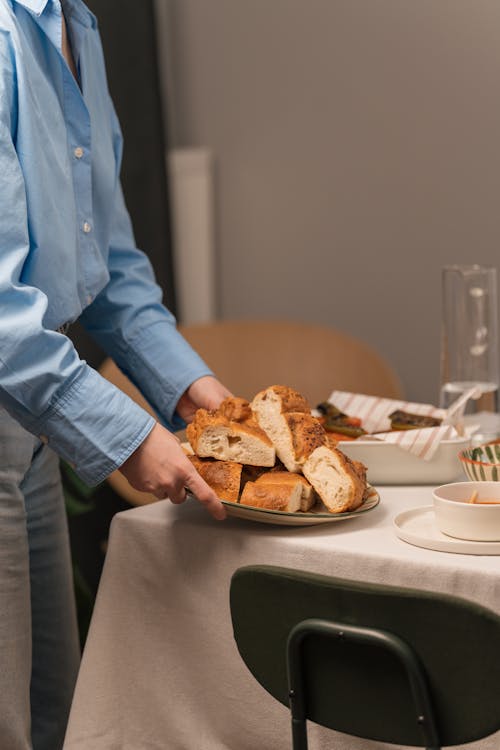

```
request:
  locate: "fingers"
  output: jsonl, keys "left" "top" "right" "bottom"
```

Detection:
{"left": 181, "top": 376, "right": 234, "bottom": 417}
{"left": 117, "top": 422, "right": 226, "bottom": 520}
{"left": 149, "top": 464, "right": 226, "bottom": 521}
{"left": 152, "top": 485, "right": 187, "bottom": 504}
{"left": 185, "top": 470, "right": 226, "bottom": 521}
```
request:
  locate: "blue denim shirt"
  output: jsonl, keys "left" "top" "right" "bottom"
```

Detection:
{"left": 0, "top": 0, "right": 212, "bottom": 484}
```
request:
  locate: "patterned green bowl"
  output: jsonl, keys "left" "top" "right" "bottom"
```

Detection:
{"left": 459, "top": 440, "right": 500, "bottom": 481}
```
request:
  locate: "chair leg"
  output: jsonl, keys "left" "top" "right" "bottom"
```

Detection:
{"left": 291, "top": 720, "right": 308, "bottom": 750}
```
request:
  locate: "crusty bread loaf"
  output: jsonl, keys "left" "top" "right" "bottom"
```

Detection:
{"left": 188, "top": 455, "right": 243, "bottom": 503}
{"left": 240, "top": 481, "right": 302, "bottom": 512}
{"left": 302, "top": 445, "right": 366, "bottom": 513}
{"left": 254, "top": 471, "right": 316, "bottom": 512}
{"left": 251, "top": 386, "right": 325, "bottom": 472}
{"left": 186, "top": 408, "right": 275, "bottom": 467}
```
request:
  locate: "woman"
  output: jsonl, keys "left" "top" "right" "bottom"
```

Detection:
{"left": 0, "top": 1, "right": 228, "bottom": 748}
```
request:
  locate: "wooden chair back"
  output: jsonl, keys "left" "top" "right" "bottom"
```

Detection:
{"left": 178, "top": 319, "right": 402, "bottom": 404}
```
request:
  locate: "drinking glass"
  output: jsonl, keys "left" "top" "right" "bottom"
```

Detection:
{"left": 440, "top": 265, "right": 499, "bottom": 415}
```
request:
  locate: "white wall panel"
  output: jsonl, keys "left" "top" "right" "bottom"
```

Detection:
{"left": 157, "top": 0, "right": 500, "bottom": 403}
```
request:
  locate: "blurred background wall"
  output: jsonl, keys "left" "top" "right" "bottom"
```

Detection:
{"left": 154, "top": 0, "right": 500, "bottom": 405}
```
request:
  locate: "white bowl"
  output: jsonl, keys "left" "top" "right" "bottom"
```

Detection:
{"left": 339, "top": 435, "right": 470, "bottom": 485}
{"left": 432, "top": 481, "right": 500, "bottom": 541}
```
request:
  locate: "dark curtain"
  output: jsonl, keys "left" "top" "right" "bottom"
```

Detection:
{"left": 64, "top": 0, "right": 177, "bottom": 644}
{"left": 69, "top": 0, "right": 177, "bottom": 366}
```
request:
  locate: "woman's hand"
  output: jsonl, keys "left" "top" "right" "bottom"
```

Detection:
{"left": 118, "top": 422, "right": 226, "bottom": 520}
{"left": 176, "top": 375, "right": 232, "bottom": 423}
{"left": 118, "top": 376, "right": 233, "bottom": 520}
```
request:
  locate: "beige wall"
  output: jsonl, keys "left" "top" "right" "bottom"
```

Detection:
{"left": 155, "top": 0, "right": 500, "bottom": 404}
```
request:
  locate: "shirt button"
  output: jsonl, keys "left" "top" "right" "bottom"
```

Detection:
{"left": 86, "top": 294, "right": 93, "bottom": 305}
{"left": 74, "top": 146, "right": 84, "bottom": 159}
{"left": 83, "top": 221, "right": 92, "bottom": 233}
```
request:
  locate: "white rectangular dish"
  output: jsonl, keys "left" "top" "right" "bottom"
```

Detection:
{"left": 339, "top": 435, "right": 470, "bottom": 485}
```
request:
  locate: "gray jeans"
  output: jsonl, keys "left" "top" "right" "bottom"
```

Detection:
{"left": 0, "top": 409, "right": 80, "bottom": 750}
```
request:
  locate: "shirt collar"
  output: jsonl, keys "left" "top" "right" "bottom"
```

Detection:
{"left": 12, "top": 0, "right": 50, "bottom": 15}
{"left": 63, "top": 0, "right": 96, "bottom": 29}
{"left": 11, "top": 0, "right": 95, "bottom": 28}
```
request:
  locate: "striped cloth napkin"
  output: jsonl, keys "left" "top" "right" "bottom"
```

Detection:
{"left": 327, "top": 387, "right": 480, "bottom": 461}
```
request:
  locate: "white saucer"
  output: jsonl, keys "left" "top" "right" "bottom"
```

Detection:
{"left": 393, "top": 506, "right": 500, "bottom": 555}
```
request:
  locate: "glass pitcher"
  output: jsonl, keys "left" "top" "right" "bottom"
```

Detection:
{"left": 440, "top": 264, "right": 499, "bottom": 414}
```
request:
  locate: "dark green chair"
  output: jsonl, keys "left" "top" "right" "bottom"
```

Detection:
{"left": 230, "top": 565, "right": 500, "bottom": 750}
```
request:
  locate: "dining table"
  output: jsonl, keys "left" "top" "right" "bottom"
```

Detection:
{"left": 63, "top": 482, "right": 500, "bottom": 750}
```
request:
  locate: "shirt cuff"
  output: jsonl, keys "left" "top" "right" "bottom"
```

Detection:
{"left": 30, "top": 365, "right": 156, "bottom": 486}
{"left": 121, "top": 320, "right": 214, "bottom": 430}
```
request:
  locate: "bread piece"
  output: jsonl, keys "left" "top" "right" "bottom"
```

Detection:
{"left": 217, "top": 396, "right": 253, "bottom": 422}
{"left": 324, "top": 433, "right": 339, "bottom": 451}
{"left": 285, "top": 412, "right": 327, "bottom": 465}
{"left": 240, "top": 481, "right": 302, "bottom": 512}
{"left": 188, "top": 455, "right": 243, "bottom": 503}
{"left": 181, "top": 441, "right": 195, "bottom": 456}
{"left": 302, "top": 445, "right": 367, "bottom": 513}
{"left": 255, "top": 471, "right": 316, "bottom": 512}
{"left": 240, "top": 464, "right": 272, "bottom": 486}
{"left": 186, "top": 408, "right": 275, "bottom": 467}
{"left": 251, "top": 386, "right": 325, "bottom": 472}
{"left": 252, "top": 385, "right": 311, "bottom": 416}
{"left": 351, "top": 459, "right": 368, "bottom": 487}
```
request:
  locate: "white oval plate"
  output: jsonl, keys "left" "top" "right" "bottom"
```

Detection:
{"left": 394, "top": 505, "right": 500, "bottom": 555}
{"left": 220, "top": 485, "right": 380, "bottom": 526}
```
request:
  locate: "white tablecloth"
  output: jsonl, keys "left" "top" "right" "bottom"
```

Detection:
{"left": 63, "top": 487, "right": 500, "bottom": 750}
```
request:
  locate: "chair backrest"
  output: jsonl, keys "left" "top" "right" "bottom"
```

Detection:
{"left": 99, "top": 319, "right": 402, "bottom": 411}
{"left": 230, "top": 565, "right": 500, "bottom": 748}
{"left": 178, "top": 319, "right": 403, "bottom": 404}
